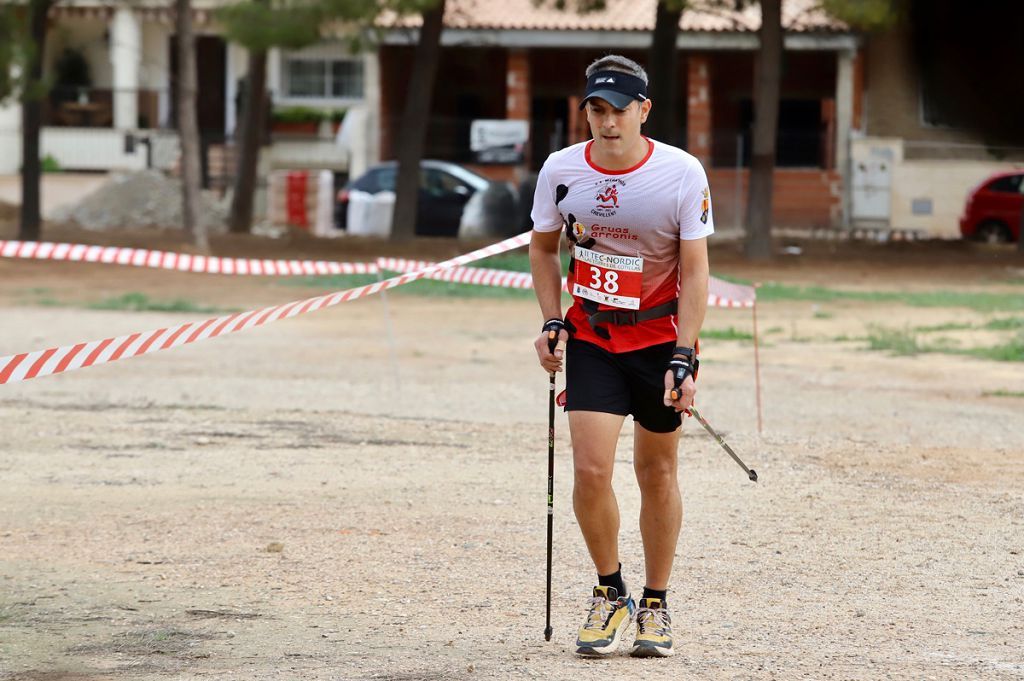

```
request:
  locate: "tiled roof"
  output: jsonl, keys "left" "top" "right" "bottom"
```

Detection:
{"left": 384, "top": 0, "right": 848, "bottom": 33}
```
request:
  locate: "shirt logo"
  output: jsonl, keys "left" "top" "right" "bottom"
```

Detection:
{"left": 596, "top": 185, "right": 619, "bottom": 209}
{"left": 700, "top": 187, "right": 710, "bottom": 224}
{"left": 591, "top": 179, "right": 625, "bottom": 218}
{"left": 572, "top": 221, "right": 588, "bottom": 240}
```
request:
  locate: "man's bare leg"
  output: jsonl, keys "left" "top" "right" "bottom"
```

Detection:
{"left": 633, "top": 424, "right": 682, "bottom": 590}
{"left": 569, "top": 410, "right": 626, "bottom": 577}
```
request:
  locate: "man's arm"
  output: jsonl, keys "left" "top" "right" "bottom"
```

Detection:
{"left": 676, "top": 236, "right": 709, "bottom": 348}
{"left": 664, "top": 237, "right": 709, "bottom": 410}
{"left": 530, "top": 229, "right": 563, "bottom": 323}
{"left": 530, "top": 229, "right": 568, "bottom": 373}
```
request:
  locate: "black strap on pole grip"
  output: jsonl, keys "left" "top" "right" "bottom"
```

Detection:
{"left": 669, "top": 356, "right": 697, "bottom": 401}
{"left": 542, "top": 318, "right": 565, "bottom": 353}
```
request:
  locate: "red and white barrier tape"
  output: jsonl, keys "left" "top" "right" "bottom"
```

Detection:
{"left": 378, "top": 258, "right": 537, "bottom": 290}
{"left": 0, "top": 233, "right": 530, "bottom": 385}
{"left": 0, "top": 240, "right": 756, "bottom": 307}
{"left": 380, "top": 258, "right": 755, "bottom": 308}
{"left": 0, "top": 240, "right": 378, "bottom": 276}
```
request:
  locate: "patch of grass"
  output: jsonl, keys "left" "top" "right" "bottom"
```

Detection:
{"left": 71, "top": 628, "right": 213, "bottom": 657}
{"left": 393, "top": 279, "right": 534, "bottom": 299}
{"left": 957, "top": 332, "right": 1024, "bottom": 362}
{"left": 865, "top": 325, "right": 924, "bottom": 356}
{"left": 914, "top": 321, "right": 974, "bottom": 333}
{"left": 765, "top": 325, "right": 785, "bottom": 334}
{"left": 983, "top": 316, "right": 1024, "bottom": 331}
{"left": 812, "top": 310, "right": 833, "bottom": 319}
{"left": 283, "top": 271, "right": 535, "bottom": 299}
{"left": 283, "top": 273, "right": 379, "bottom": 289}
{"left": 865, "top": 325, "right": 1024, "bottom": 362}
{"left": 982, "top": 389, "right": 1024, "bottom": 398}
{"left": 757, "top": 283, "right": 1024, "bottom": 312}
{"left": 700, "top": 326, "right": 753, "bottom": 341}
{"left": 709, "top": 273, "right": 753, "bottom": 285}
{"left": 88, "top": 292, "right": 226, "bottom": 314}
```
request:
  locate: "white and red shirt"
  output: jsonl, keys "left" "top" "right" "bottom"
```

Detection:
{"left": 531, "top": 137, "right": 714, "bottom": 353}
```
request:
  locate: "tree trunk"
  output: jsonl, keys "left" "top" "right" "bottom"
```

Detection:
{"left": 390, "top": 0, "right": 446, "bottom": 241}
{"left": 743, "top": 0, "right": 783, "bottom": 261}
{"left": 175, "top": 0, "right": 208, "bottom": 251}
{"left": 18, "top": 0, "right": 52, "bottom": 242}
{"left": 646, "top": 1, "right": 683, "bottom": 146}
{"left": 228, "top": 47, "right": 267, "bottom": 234}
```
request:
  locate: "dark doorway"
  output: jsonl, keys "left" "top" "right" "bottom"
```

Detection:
{"left": 738, "top": 98, "right": 823, "bottom": 167}
{"left": 530, "top": 96, "right": 570, "bottom": 171}
{"left": 169, "top": 35, "right": 227, "bottom": 136}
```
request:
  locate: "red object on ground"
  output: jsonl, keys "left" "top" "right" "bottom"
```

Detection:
{"left": 286, "top": 171, "right": 309, "bottom": 229}
{"left": 959, "top": 170, "right": 1023, "bottom": 242}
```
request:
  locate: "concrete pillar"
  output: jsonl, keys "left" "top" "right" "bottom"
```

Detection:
{"left": 225, "top": 44, "right": 247, "bottom": 138}
{"left": 267, "top": 48, "right": 281, "bottom": 100}
{"left": 686, "top": 54, "right": 712, "bottom": 165}
{"left": 110, "top": 7, "right": 141, "bottom": 130}
{"left": 0, "top": 66, "right": 21, "bottom": 172}
{"left": 0, "top": 111, "right": 22, "bottom": 172}
{"left": 836, "top": 48, "right": 855, "bottom": 227}
{"left": 363, "top": 50, "right": 381, "bottom": 168}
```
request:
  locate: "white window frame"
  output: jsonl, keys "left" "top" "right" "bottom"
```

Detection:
{"left": 276, "top": 46, "right": 366, "bottom": 108}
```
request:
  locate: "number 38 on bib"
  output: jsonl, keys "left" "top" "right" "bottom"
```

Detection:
{"left": 572, "top": 246, "right": 643, "bottom": 310}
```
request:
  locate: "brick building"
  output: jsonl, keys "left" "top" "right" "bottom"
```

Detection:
{"left": 378, "top": 0, "right": 859, "bottom": 229}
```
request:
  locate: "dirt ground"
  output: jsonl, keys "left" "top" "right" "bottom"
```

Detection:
{"left": 1, "top": 223, "right": 1023, "bottom": 680}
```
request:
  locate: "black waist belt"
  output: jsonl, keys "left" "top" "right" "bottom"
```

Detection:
{"left": 587, "top": 299, "right": 678, "bottom": 327}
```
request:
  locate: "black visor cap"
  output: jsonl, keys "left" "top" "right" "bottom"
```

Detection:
{"left": 579, "top": 70, "right": 648, "bottom": 111}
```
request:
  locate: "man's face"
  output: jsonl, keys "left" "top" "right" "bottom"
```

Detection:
{"left": 585, "top": 98, "right": 651, "bottom": 153}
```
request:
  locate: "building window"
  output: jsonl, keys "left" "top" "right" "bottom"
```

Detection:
{"left": 284, "top": 57, "right": 363, "bottom": 99}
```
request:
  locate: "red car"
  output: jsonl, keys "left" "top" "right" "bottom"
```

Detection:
{"left": 959, "top": 170, "right": 1023, "bottom": 242}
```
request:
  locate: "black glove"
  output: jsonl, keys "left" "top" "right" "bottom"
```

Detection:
{"left": 668, "top": 355, "right": 699, "bottom": 401}
{"left": 542, "top": 318, "right": 565, "bottom": 353}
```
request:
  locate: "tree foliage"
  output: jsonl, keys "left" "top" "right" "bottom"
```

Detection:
{"left": 819, "top": 0, "right": 902, "bottom": 31}
{"left": 0, "top": 4, "right": 51, "bottom": 106}
{"left": 0, "top": 8, "right": 20, "bottom": 103}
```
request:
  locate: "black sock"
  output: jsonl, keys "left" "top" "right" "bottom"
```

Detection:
{"left": 597, "top": 564, "right": 626, "bottom": 599}
{"left": 642, "top": 587, "right": 668, "bottom": 603}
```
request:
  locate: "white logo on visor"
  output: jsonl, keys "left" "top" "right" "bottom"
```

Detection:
{"left": 595, "top": 77, "right": 616, "bottom": 84}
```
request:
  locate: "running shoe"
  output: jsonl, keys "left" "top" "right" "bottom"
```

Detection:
{"left": 630, "top": 597, "right": 674, "bottom": 657}
{"left": 574, "top": 585, "right": 635, "bottom": 657}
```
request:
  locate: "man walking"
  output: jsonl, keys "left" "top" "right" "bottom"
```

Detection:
{"left": 529, "top": 55, "right": 712, "bottom": 658}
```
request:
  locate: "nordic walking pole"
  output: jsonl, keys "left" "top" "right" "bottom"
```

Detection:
{"left": 688, "top": 405, "right": 758, "bottom": 483}
{"left": 544, "top": 329, "right": 557, "bottom": 642}
{"left": 670, "top": 363, "right": 757, "bottom": 483}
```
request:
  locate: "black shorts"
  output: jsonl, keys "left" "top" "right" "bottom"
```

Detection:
{"left": 564, "top": 339, "right": 683, "bottom": 433}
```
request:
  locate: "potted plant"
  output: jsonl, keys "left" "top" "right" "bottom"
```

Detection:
{"left": 271, "top": 106, "right": 324, "bottom": 136}
{"left": 329, "top": 108, "right": 347, "bottom": 135}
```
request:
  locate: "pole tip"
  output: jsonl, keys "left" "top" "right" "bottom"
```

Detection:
{"left": 748, "top": 469, "right": 758, "bottom": 483}
{"left": 544, "top": 626, "right": 553, "bottom": 641}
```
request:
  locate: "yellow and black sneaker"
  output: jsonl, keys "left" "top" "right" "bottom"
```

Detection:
{"left": 630, "top": 597, "right": 674, "bottom": 657}
{"left": 574, "top": 585, "right": 635, "bottom": 657}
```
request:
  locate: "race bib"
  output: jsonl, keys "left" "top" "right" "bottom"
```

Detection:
{"left": 573, "top": 246, "right": 643, "bottom": 310}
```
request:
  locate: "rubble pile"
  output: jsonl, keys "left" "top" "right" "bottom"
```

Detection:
{"left": 0, "top": 200, "right": 18, "bottom": 224}
{"left": 51, "top": 170, "right": 228, "bottom": 233}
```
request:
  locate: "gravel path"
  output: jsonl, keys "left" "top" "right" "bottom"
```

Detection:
{"left": 1, "top": 256, "right": 1023, "bottom": 680}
